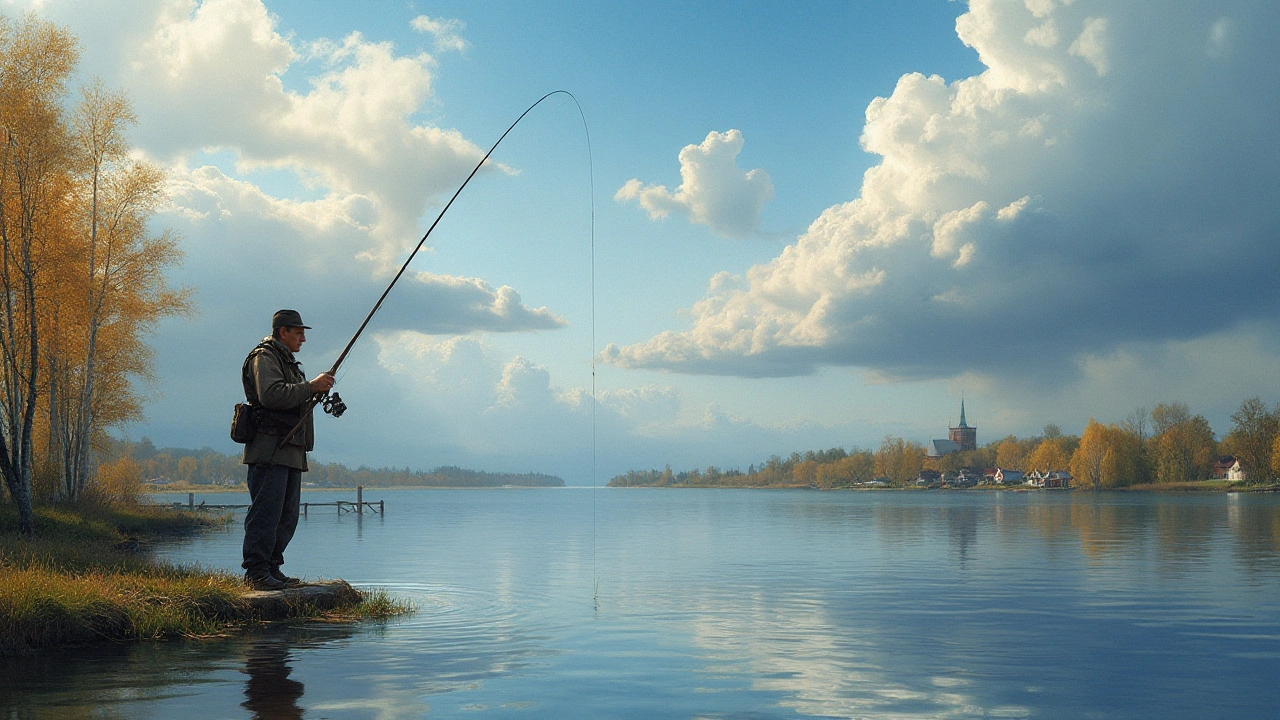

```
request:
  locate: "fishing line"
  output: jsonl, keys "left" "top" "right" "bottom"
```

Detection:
{"left": 280, "top": 90, "right": 596, "bottom": 445}
{"left": 277, "top": 90, "right": 601, "bottom": 608}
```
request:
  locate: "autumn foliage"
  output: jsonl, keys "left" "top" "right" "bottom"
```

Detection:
{"left": 612, "top": 398, "right": 1280, "bottom": 490}
{"left": 0, "top": 15, "right": 188, "bottom": 535}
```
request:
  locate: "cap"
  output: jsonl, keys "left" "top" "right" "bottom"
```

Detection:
{"left": 272, "top": 309, "right": 311, "bottom": 330}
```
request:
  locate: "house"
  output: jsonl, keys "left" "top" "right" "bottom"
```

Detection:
{"left": 946, "top": 469, "right": 980, "bottom": 488}
{"left": 993, "top": 468, "right": 1025, "bottom": 485}
{"left": 1228, "top": 461, "right": 1246, "bottom": 482}
{"left": 1027, "top": 470, "right": 1072, "bottom": 489}
{"left": 916, "top": 469, "right": 942, "bottom": 487}
{"left": 1211, "top": 456, "right": 1245, "bottom": 481}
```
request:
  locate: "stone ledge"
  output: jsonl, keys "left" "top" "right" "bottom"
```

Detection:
{"left": 241, "top": 579, "right": 362, "bottom": 618}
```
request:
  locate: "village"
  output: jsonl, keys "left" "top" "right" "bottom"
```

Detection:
{"left": 902, "top": 401, "right": 1249, "bottom": 490}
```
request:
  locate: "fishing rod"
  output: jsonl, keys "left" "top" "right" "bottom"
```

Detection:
{"left": 278, "top": 90, "right": 585, "bottom": 448}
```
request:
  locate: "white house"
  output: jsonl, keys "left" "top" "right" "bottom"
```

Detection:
{"left": 1027, "top": 470, "right": 1072, "bottom": 489}
{"left": 994, "top": 468, "right": 1025, "bottom": 485}
{"left": 1227, "top": 460, "right": 1246, "bottom": 482}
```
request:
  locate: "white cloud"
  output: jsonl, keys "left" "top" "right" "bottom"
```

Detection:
{"left": 1207, "top": 18, "right": 1232, "bottom": 58}
{"left": 1068, "top": 17, "right": 1110, "bottom": 76}
{"left": 160, "top": 163, "right": 565, "bottom": 337}
{"left": 607, "top": 1, "right": 1280, "bottom": 392}
{"left": 616, "top": 129, "right": 774, "bottom": 239}
{"left": 124, "top": 0, "right": 485, "bottom": 260}
{"left": 410, "top": 15, "right": 469, "bottom": 54}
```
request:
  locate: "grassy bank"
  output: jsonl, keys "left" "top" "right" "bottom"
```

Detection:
{"left": 0, "top": 503, "right": 410, "bottom": 655}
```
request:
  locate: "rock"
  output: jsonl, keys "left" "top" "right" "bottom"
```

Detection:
{"left": 241, "top": 579, "right": 362, "bottom": 619}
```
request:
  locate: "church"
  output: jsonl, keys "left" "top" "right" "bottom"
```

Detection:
{"left": 927, "top": 400, "right": 977, "bottom": 457}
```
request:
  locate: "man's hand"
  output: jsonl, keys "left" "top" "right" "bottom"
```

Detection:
{"left": 309, "top": 372, "right": 335, "bottom": 394}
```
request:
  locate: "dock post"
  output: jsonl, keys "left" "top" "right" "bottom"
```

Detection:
{"left": 189, "top": 492, "right": 194, "bottom": 510}
{"left": 380, "top": 500, "right": 384, "bottom": 514}
{"left": 357, "top": 485, "right": 363, "bottom": 514}
{"left": 303, "top": 503, "right": 308, "bottom": 518}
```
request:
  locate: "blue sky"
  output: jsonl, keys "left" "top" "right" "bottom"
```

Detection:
{"left": 12, "top": 0, "right": 1280, "bottom": 482}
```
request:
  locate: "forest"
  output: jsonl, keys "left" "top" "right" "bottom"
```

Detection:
{"left": 610, "top": 399, "right": 1280, "bottom": 490}
{"left": 118, "top": 437, "right": 564, "bottom": 490}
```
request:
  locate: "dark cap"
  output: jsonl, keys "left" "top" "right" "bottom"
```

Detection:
{"left": 272, "top": 309, "right": 311, "bottom": 330}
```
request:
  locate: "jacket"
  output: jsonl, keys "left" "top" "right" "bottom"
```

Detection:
{"left": 241, "top": 337, "right": 315, "bottom": 470}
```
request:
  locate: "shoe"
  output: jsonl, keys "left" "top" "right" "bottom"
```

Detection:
{"left": 245, "top": 571, "right": 286, "bottom": 591}
{"left": 270, "top": 567, "right": 303, "bottom": 587}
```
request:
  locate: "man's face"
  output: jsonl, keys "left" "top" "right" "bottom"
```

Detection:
{"left": 278, "top": 326, "right": 306, "bottom": 353}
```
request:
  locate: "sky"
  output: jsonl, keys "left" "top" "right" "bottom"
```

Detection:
{"left": 9, "top": 0, "right": 1280, "bottom": 483}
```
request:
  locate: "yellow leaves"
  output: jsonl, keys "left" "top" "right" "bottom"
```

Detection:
{"left": 1069, "top": 419, "right": 1142, "bottom": 488}
{"left": 874, "top": 436, "right": 925, "bottom": 483}
{"left": 88, "top": 455, "right": 144, "bottom": 506}
{"left": 0, "top": 14, "right": 190, "bottom": 504}
{"left": 1027, "top": 437, "right": 1070, "bottom": 474}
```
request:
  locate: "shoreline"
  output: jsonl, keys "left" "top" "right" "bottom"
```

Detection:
{"left": 605, "top": 481, "right": 1273, "bottom": 493}
{"left": 152, "top": 480, "right": 1278, "bottom": 495}
{"left": 0, "top": 503, "right": 410, "bottom": 655}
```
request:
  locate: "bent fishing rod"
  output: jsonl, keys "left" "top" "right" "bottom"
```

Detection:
{"left": 278, "top": 90, "right": 582, "bottom": 449}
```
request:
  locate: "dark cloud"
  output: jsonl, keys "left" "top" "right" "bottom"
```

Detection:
{"left": 607, "top": 2, "right": 1280, "bottom": 384}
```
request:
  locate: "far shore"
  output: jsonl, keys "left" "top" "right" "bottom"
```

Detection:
{"left": 149, "top": 480, "right": 1279, "bottom": 495}
{"left": 145, "top": 484, "right": 571, "bottom": 495}
{"left": 606, "top": 480, "right": 1276, "bottom": 492}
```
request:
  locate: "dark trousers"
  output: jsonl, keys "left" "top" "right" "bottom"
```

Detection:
{"left": 242, "top": 464, "right": 302, "bottom": 573}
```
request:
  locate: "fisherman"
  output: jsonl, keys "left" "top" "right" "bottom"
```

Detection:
{"left": 240, "top": 309, "right": 334, "bottom": 591}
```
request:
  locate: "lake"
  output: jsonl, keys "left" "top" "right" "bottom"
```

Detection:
{"left": 4, "top": 488, "right": 1280, "bottom": 718}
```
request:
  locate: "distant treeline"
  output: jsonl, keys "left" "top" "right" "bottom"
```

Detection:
{"left": 610, "top": 398, "right": 1280, "bottom": 490}
{"left": 118, "top": 438, "right": 563, "bottom": 488}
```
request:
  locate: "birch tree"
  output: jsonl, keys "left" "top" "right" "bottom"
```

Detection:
{"left": 51, "top": 79, "right": 186, "bottom": 500}
{"left": 0, "top": 15, "right": 77, "bottom": 535}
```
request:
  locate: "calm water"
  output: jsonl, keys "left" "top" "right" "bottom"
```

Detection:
{"left": 4, "top": 488, "right": 1280, "bottom": 719}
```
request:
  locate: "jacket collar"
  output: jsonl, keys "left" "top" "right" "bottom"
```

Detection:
{"left": 264, "top": 336, "right": 298, "bottom": 362}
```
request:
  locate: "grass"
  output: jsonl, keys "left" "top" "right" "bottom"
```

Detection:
{"left": 0, "top": 502, "right": 411, "bottom": 655}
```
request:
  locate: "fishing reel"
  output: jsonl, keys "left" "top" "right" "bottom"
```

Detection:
{"left": 322, "top": 392, "right": 347, "bottom": 418}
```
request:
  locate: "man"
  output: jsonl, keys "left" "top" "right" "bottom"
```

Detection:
{"left": 240, "top": 309, "right": 334, "bottom": 591}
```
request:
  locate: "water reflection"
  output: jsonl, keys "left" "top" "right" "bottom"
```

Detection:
{"left": 241, "top": 629, "right": 305, "bottom": 719}
{"left": 942, "top": 507, "right": 979, "bottom": 564}
{"left": 11, "top": 490, "right": 1280, "bottom": 719}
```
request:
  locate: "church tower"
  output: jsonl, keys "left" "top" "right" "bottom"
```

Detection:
{"left": 949, "top": 399, "right": 977, "bottom": 452}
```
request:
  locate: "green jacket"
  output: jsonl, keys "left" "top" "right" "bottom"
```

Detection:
{"left": 241, "top": 337, "right": 314, "bottom": 471}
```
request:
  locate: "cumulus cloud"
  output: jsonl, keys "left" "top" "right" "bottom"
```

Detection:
{"left": 162, "top": 164, "right": 561, "bottom": 335}
{"left": 607, "top": 1, "right": 1280, "bottom": 384}
{"left": 385, "top": 273, "right": 566, "bottom": 335}
{"left": 410, "top": 15, "right": 469, "bottom": 53}
{"left": 67, "top": 0, "right": 572, "bottom": 464}
{"left": 125, "top": 0, "right": 485, "bottom": 259}
{"left": 616, "top": 129, "right": 774, "bottom": 239}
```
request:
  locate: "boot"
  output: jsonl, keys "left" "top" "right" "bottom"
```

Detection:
{"left": 245, "top": 569, "right": 286, "bottom": 591}
{"left": 270, "top": 566, "right": 303, "bottom": 587}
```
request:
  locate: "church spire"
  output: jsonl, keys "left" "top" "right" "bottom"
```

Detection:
{"left": 959, "top": 398, "right": 968, "bottom": 428}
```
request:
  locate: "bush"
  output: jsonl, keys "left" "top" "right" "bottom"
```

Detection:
{"left": 84, "top": 456, "right": 145, "bottom": 507}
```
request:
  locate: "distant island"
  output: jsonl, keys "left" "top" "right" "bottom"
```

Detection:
{"left": 120, "top": 438, "right": 564, "bottom": 490}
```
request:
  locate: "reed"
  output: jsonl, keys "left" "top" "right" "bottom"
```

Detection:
{"left": 0, "top": 503, "right": 409, "bottom": 654}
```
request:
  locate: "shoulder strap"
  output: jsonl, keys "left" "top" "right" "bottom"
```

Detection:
{"left": 241, "top": 341, "right": 282, "bottom": 406}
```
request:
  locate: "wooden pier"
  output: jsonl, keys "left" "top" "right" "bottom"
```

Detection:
{"left": 158, "top": 485, "right": 383, "bottom": 515}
